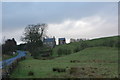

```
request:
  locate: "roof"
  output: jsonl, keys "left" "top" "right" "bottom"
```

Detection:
{"left": 44, "top": 38, "right": 55, "bottom": 42}
{"left": 59, "top": 38, "right": 65, "bottom": 40}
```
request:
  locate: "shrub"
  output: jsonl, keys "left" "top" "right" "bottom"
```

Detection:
{"left": 65, "top": 49, "right": 71, "bottom": 55}
{"left": 57, "top": 48, "right": 71, "bottom": 56}
{"left": 52, "top": 67, "right": 66, "bottom": 73}
{"left": 32, "top": 46, "right": 52, "bottom": 59}
{"left": 57, "top": 68, "right": 66, "bottom": 73}
{"left": 74, "top": 46, "right": 81, "bottom": 53}
{"left": 115, "top": 39, "right": 120, "bottom": 48}
{"left": 57, "top": 48, "right": 63, "bottom": 56}
{"left": 28, "top": 71, "right": 34, "bottom": 76}
{"left": 81, "top": 41, "right": 89, "bottom": 49}
{"left": 102, "top": 39, "right": 116, "bottom": 47}
{"left": 53, "top": 68, "right": 59, "bottom": 72}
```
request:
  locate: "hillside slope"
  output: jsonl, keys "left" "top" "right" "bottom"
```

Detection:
{"left": 10, "top": 47, "right": 118, "bottom": 78}
{"left": 52, "top": 36, "right": 119, "bottom": 56}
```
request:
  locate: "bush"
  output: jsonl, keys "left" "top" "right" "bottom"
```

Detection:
{"left": 65, "top": 49, "right": 71, "bottom": 55}
{"left": 57, "top": 48, "right": 63, "bottom": 56}
{"left": 57, "top": 48, "right": 71, "bottom": 56}
{"left": 115, "top": 38, "right": 120, "bottom": 48}
{"left": 31, "top": 46, "right": 52, "bottom": 59}
{"left": 80, "top": 41, "right": 89, "bottom": 50}
{"left": 28, "top": 71, "right": 34, "bottom": 76}
{"left": 52, "top": 67, "right": 66, "bottom": 73}
{"left": 74, "top": 46, "right": 81, "bottom": 53}
{"left": 102, "top": 40, "right": 115, "bottom": 47}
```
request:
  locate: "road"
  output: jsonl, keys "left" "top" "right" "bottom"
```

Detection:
{"left": 0, "top": 51, "right": 27, "bottom": 69}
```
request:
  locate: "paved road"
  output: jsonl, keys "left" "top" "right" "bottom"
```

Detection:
{"left": 0, "top": 51, "right": 27, "bottom": 69}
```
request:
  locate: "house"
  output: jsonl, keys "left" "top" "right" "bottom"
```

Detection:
{"left": 58, "top": 38, "right": 66, "bottom": 45}
{"left": 43, "top": 37, "right": 56, "bottom": 48}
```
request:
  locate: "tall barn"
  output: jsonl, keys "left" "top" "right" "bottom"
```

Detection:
{"left": 58, "top": 38, "right": 66, "bottom": 45}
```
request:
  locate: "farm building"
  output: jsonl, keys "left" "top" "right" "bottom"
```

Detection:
{"left": 58, "top": 38, "right": 66, "bottom": 45}
{"left": 43, "top": 37, "right": 56, "bottom": 48}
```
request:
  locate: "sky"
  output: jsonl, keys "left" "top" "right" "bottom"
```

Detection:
{"left": 1, "top": 2, "right": 118, "bottom": 44}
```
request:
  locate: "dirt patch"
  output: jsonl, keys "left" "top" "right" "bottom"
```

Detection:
{"left": 69, "top": 66, "right": 110, "bottom": 78}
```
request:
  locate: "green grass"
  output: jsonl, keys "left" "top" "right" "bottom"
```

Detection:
{"left": 10, "top": 47, "right": 118, "bottom": 78}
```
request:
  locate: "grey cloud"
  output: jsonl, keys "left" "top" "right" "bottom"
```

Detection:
{"left": 2, "top": 2, "right": 118, "bottom": 44}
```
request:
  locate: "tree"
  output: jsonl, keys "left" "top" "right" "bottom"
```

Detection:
{"left": 2, "top": 38, "right": 17, "bottom": 55}
{"left": 80, "top": 41, "right": 89, "bottom": 50}
{"left": 22, "top": 23, "right": 47, "bottom": 43}
{"left": 21, "top": 23, "right": 47, "bottom": 55}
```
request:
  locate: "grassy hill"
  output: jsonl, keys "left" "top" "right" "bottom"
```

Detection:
{"left": 10, "top": 36, "right": 119, "bottom": 78}
{"left": 52, "top": 36, "right": 119, "bottom": 56}
{"left": 10, "top": 47, "right": 118, "bottom": 78}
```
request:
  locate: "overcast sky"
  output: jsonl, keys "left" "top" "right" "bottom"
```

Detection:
{"left": 2, "top": 2, "right": 118, "bottom": 44}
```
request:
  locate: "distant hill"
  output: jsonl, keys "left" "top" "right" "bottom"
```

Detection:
{"left": 52, "top": 35, "right": 119, "bottom": 56}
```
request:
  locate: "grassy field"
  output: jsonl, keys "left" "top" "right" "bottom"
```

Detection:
{"left": 10, "top": 47, "right": 118, "bottom": 78}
